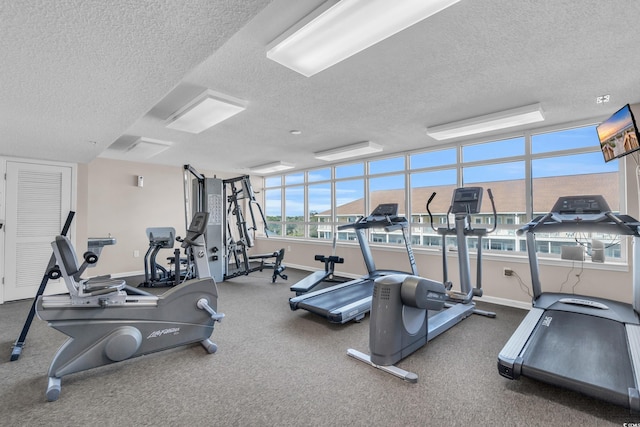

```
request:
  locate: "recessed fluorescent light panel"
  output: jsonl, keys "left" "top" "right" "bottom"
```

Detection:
{"left": 250, "top": 161, "right": 296, "bottom": 174}
{"left": 426, "top": 103, "right": 546, "bottom": 141}
{"left": 314, "top": 141, "right": 382, "bottom": 161}
{"left": 126, "top": 137, "right": 172, "bottom": 158}
{"left": 267, "top": 0, "right": 461, "bottom": 77}
{"left": 166, "top": 90, "right": 246, "bottom": 134}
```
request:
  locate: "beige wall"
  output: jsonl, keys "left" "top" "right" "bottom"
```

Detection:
{"left": 79, "top": 158, "right": 244, "bottom": 278}
{"left": 80, "top": 158, "right": 187, "bottom": 277}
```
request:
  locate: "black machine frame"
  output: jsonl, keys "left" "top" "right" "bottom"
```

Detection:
{"left": 184, "top": 165, "right": 287, "bottom": 283}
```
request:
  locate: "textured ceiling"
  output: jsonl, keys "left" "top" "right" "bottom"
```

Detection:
{"left": 3, "top": 0, "right": 640, "bottom": 175}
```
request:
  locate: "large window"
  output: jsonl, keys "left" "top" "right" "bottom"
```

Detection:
{"left": 368, "top": 156, "right": 406, "bottom": 243}
{"left": 529, "top": 126, "right": 621, "bottom": 258}
{"left": 335, "top": 178, "right": 364, "bottom": 241}
{"left": 410, "top": 148, "right": 457, "bottom": 249}
{"left": 284, "top": 184, "right": 304, "bottom": 237}
{"left": 531, "top": 127, "right": 619, "bottom": 212}
{"left": 263, "top": 124, "right": 624, "bottom": 261}
{"left": 264, "top": 176, "right": 282, "bottom": 236}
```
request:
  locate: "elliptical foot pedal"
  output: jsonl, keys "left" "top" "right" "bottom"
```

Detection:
{"left": 447, "top": 290, "right": 467, "bottom": 301}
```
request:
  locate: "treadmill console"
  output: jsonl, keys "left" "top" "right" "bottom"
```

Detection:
{"left": 370, "top": 203, "right": 398, "bottom": 218}
{"left": 338, "top": 203, "right": 407, "bottom": 231}
{"left": 451, "top": 187, "right": 483, "bottom": 214}
{"left": 550, "top": 195, "right": 610, "bottom": 222}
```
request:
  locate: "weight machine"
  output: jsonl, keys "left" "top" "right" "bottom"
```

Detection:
{"left": 183, "top": 165, "right": 287, "bottom": 283}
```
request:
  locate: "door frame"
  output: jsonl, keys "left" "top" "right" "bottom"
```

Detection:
{"left": 0, "top": 156, "right": 77, "bottom": 304}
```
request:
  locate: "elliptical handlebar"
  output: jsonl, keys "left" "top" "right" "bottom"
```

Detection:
{"left": 486, "top": 188, "right": 497, "bottom": 234}
{"left": 426, "top": 192, "right": 437, "bottom": 232}
{"left": 427, "top": 188, "right": 497, "bottom": 235}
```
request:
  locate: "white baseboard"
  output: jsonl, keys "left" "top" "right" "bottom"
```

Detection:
{"left": 476, "top": 295, "right": 531, "bottom": 310}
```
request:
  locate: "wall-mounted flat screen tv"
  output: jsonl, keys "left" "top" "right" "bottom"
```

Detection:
{"left": 596, "top": 103, "right": 640, "bottom": 162}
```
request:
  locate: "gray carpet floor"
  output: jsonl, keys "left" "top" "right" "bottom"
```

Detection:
{"left": 0, "top": 268, "right": 636, "bottom": 426}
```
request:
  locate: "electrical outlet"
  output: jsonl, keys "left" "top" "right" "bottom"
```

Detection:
{"left": 503, "top": 267, "right": 513, "bottom": 277}
{"left": 133, "top": 250, "right": 140, "bottom": 258}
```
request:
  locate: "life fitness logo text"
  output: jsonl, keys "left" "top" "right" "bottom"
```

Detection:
{"left": 147, "top": 328, "right": 180, "bottom": 339}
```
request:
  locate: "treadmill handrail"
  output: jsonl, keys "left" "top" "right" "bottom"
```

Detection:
{"left": 517, "top": 211, "right": 640, "bottom": 236}
{"left": 337, "top": 215, "right": 408, "bottom": 231}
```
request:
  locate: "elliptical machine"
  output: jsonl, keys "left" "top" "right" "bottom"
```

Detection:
{"left": 140, "top": 226, "right": 201, "bottom": 287}
{"left": 36, "top": 212, "right": 224, "bottom": 401}
{"left": 347, "top": 187, "right": 496, "bottom": 381}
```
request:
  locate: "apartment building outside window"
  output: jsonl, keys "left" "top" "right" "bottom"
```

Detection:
{"left": 264, "top": 123, "right": 622, "bottom": 261}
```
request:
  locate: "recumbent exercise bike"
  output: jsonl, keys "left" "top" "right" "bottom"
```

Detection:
{"left": 36, "top": 212, "right": 224, "bottom": 401}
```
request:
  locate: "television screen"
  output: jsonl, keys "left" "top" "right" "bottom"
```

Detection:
{"left": 596, "top": 103, "right": 640, "bottom": 162}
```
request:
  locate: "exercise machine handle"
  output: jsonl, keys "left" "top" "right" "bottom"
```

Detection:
{"left": 385, "top": 223, "right": 404, "bottom": 232}
{"left": 177, "top": 235, "right": 204, "bottom": 248}
{"left": 337, "top": 215, "right": 365, "bottom": 230}
{"left": 486, "top": 188, "right": 497, "bottom": 233}
{"left": 197, "top": 298, "right": 225, "bottom": 322}
{"left": 426, "top": 192, "right": 437, "bottom": 232}
{"left": 72, "top": 250, "right": 99, "bottom": 280}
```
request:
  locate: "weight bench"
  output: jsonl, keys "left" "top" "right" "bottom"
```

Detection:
{"left": 290, "top": 255, "right": 345, "bottom": 295}
{"left": 248, "top": 248, "right": 288, "bottom": 283}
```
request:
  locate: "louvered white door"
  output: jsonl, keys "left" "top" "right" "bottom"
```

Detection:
{"left": 3, "top": 161, "right": 73, "bottom": 302}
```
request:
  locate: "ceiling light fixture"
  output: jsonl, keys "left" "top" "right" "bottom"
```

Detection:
{"left": 166, "top": 90, "right": 246, "bottom": 134}
{"left": 267, "top": 0, "right": 460, "bottom": 77}
{"left": 426, "top": 103, "right": 546, "bottom": 141}
{"left": 126, "top": 137, "right": 172, "bottom": 158}
{"left": 249, "top": 161, "right": 296, "bottom": 175}
{"left": 314, "top": 141, "right": 382, "bottom": 161}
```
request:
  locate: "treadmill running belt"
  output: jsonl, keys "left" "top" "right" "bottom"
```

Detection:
{"left": 296, "top": 279, "right": 374, "bottom": 319}
{"left": 522, "top": 310, "right": 635, "bottom": 402}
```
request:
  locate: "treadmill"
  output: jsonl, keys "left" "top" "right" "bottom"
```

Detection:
{"left": 497, "top": 195, "right": 640, "bottom": 410}
{"left": 289, "top": 203, "right": 418, "bottom": 323}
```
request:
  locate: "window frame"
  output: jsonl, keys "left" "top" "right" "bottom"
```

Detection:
{"left": 261, "top": 120, "right": 627, "bottom": 265}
